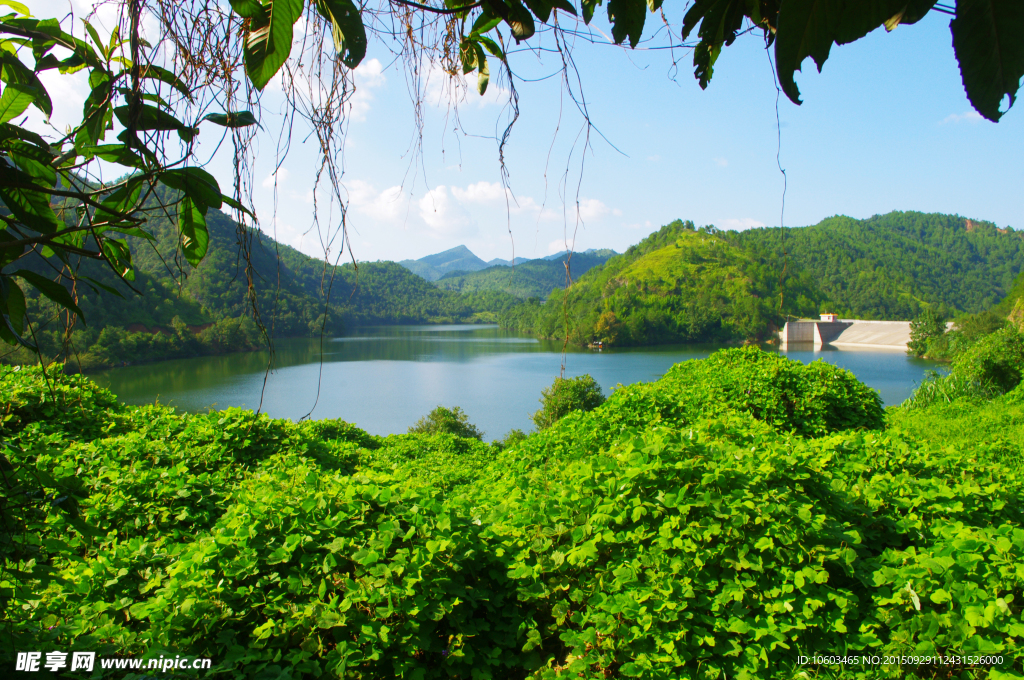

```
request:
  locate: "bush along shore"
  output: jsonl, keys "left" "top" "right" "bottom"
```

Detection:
{"left": 2, "top": 344, "right": 1023, "bottom": 679}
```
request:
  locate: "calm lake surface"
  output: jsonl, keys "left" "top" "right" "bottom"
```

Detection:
{"left": 93, "top": 324, "right": 942, "bottom": 441}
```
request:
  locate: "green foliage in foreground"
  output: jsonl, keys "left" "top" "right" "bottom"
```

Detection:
{"left": 3, "top": 347, "right": 1023, "bottom": 679}
{"left": 531, "top": 374, "right": 606, "bottom": 430}
{"left": 408, "top": 405, "right": 484, "bottom": 441}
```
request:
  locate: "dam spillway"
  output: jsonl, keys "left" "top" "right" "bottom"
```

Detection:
{"left": 779, "top": 319, "right": 913, "bottom": 350}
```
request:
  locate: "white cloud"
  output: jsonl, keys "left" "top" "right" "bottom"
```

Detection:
{"left": 262, "top": 168, "right": 290, "bottom": 189}
{"left": 418, "top": 185, "right": 476, "bottom": 237}
{"left": 626, "top": 220, "right": 653, "bottom": 230}
{"left": 714, "top": 157, "right": 729, "bottom": 167}
{"left": 350, "top": 58, "right": 386, "bottom": 122}
{"left": 347, "top": 180, "right": 408, "bottom": 222}
{"left": 452, "top": 181, "right": 507, "bottom": 203}
{"left": 423, "top": 61, "right": 511, "bottom": 110}
{"left": 942, "top": 110, "right": 983, "bottom": 124}
{"left": 577, "top": 198, "right": 610, "bottom": 222}
{"left": 718, "top": 218, "right": 766, "bottom": 231}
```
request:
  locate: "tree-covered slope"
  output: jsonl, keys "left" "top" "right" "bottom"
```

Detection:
{"left": 501, "top": 220, "right": 821, "bottom": 346}
{"left": 11, "top": 199, "right": 518, "bottom": 370}
{"left": 736, "top": 211, "right": 1024, "bottom": 319}
{"left": 433, "top": 251, "right": 615, "bottom": 299}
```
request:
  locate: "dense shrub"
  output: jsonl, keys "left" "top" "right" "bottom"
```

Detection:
{"left": 3, "top": 351, "right": 1023, "bottom": 679}
{"left": 0, "top": 365, "right": 125, "bottom": 439}
{"left": 900, "top": 369, "right": 999, "bottom": 410}
{"left": 531, "top": 374, "right": 606, "bottom": 430}
{"left": 662, "top": 346, "right": 884, "bottom": 436}
{"left": 408, "top": 405, "right": 484, "bottom": 440}
{"left": 951, "top": 326, "right": 1024, "bottom": 394}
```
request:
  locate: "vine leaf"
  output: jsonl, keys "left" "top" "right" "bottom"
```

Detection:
{"left": 681, "top": 0, "right": 748, "bottom": 89}
{"left": 0, "top": 83, "right": 35, "bottom": 124}
{"left": 952, "top": 0, "right": 1024, "bottom": 121}
{"left": 775, "top": 0, "right": 938, "bottom": 105}
{"left": 160, "top": 166, "right": 223, "bottom": 210}
{"left": 244, "top": 0, "right": 304, "bottom": 91}
{"left": 201, "top": 110, "right": 260, "bottom": 128}
{"left": 608, "top": 0, "right": 646, "bottom": 47}
{"left": 13, "top": 269, "right": 85, "bottom": 322}
{"left": 178, "top": 197, "right": 209, "bottom": 267}
{"left": 113, "top": 103, "right": 196, "bottom": 141}
{"left": 315, "top": 0, "right": 367, "bottom": 69}
{"left": 0, "top": 164, "right": 59, "bottom": 233}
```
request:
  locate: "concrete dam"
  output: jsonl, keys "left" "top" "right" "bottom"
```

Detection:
{"left": 779, "top": 315, "right": 912, "bottom": 350}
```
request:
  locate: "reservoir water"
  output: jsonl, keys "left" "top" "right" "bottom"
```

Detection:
{"left": 93, "top": 324, "right": 942, "bottom": 441}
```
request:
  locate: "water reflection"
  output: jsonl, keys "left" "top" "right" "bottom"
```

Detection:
{"left": 92, "top": 325, "right": 940, "bottom": 440}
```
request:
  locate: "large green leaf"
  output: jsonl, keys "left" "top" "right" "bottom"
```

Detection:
{"left": 113, "top": 103, "right": 195, "bottom": 141}
{"left": 523, "top": 0, "right": 555, "bottom": 23}
{"left": 775, "top": 0, "right": 937, "bottom": 104}
{"left": 94, "top": 177, "right": 144, "bottom": 226}
{"left": 952, "top": 0, "right": 1024, "bottom": 121}
{"left": 507, "top": 0, "right": 537, "bottom": 40}
{"left": 0, "top": 54, "right": 51, "bottom": 118}
{"left": 0, "top": 163, "right": 59, "bottom": 233}
{"left": 0, "top": 230, "right": 27, "bottom": 268}
{"left": 681, "top": 0, "right": 747, "bottom": 88}
{"left": 13, "top": 269, "right": 85, "bottom": 322}
{"left": 221, "top": 194, "right": 257, "bottom": 219}
{"left": 607, "top": 0, "right": 647, "bottom": 47}
{"left": 316, "top": 0, "right": 367, "bottom": 69}
{"left": 7, "top": 139, "right": 57, "bottom": 185}
{"left": 0, "top": 274, "right": 32, "bottom": 349}
{"left": 101, "top": 238, "right": 134, "bottom": 280}
{"left": 160, "top": 166, "right": 222, "bottom": 210}
{"left": 201, "top": 110, "right": 259, "bottom": 128}
{"left": 244, "top": 0, "right": 304, "bottom": 91}
{"left": 177, "top": 196, "right": 209, "bottom": 267}
{"left": 0, "top": 83, "right": 35, "bottom": 124}
{"left": 475, "top": 43, "right": 490, "bottom": 94}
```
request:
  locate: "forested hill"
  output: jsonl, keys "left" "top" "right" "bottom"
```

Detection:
{"left": 499, "top": 212, "right": 1023, "bottom": 347}
{"left": 130, "top": 206, "right": 515, "bottom": 331}
{"left": 500, "top": 220, "right": 822, "bottom": 346}
{"left": 735, "top": 211, "right": 1024, "bottom": 319}
{"left": 14, "top": 199, "right": 517, "bottom": 370}
{"left": 433, "top": 250, "right": 615, "bottom": 299}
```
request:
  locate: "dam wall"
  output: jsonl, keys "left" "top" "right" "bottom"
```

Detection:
{"left": 780, "top": 319, "right": 913, "bottom": 349}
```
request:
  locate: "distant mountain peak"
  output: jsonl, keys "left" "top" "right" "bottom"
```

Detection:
{"left": 398, "top": 245, "right": 489, "bottom": 281}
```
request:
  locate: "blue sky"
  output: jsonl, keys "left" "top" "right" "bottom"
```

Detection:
{"left": 41, "top": 2, "right": 1024, "bottom": 264}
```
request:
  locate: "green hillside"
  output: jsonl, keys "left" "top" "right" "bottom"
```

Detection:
{"left": 500, "top": 212, "right": 1024, "bottom": 348}
{"left": 434, "top": 251, "right": 614, "bottom": 299}
{"left": 500, "top": 220, "right": 821, "bottom": 346}
{"left": 736, "top": 211, "right": 1024, "bottom": 319}
{"left": 12, "top": 198, "right": 517, "bottom": 370}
